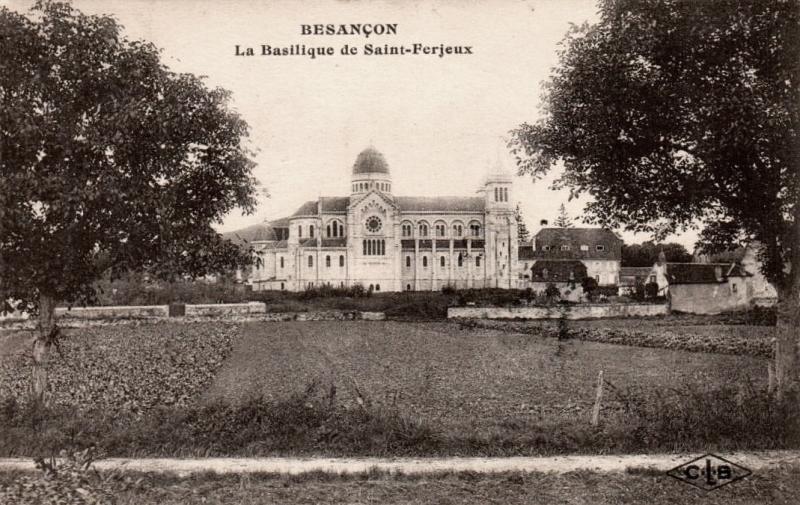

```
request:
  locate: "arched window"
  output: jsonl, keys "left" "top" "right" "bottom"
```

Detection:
{"left": 363, "top": 240, "right": 367, "bottom": 255}
{"left": 476, "top": 256, "right": 481, "bottom": 267}
{"left": 452, "top": 224, "right": 463, "bottom": 237}
{"left": 458, "top": 253, "right": 463, "bottom": 267}
{"left": 327, "top": 225, "right": 332, "bottom": 237}
{"left": 422, "top": 256, "right": 428, "bottom": 267}
{"left": 325, "top": 255, "right": 331, "bottom": 267}
{"left": 280, "top": 257, "right": 284, "bottom": 269}
{"left": 280, "top": 282, "right": 284, "bottom": 290}
{"left": 309, "top": 225, "right": 314, "bottom": 238}
{"left": 494, "top": 187, "right": 499, "bottom": 201}
{"left": 406, "top": 284, "right": 411, "bottom": 291}
{"left": 402, "top": 223, "right": 412, "bottom": 237}
{"left": 376, "top": 284, "right": 380, "bottom": 292}
{"left": 339, "top": 255, "right": 344, "bottom": 267}
{"left": 367, "top": 240, "right": 372, "bottom": 255}
{"left": 308, "top": 255, "right": 313, "bottom": 267}
{"left": 440, "top": 256, "right": 446, "bottom": 267}
{"left": 470, "top": 223, "right": 481, "bottom": 237}
{"left": 419, "top": 223, "right": 428, "bottom": 237}
{"left": 298, "top": 225, "right": 302, "bottom": 238}
{"left": 406, "top": 256, "right": 411, "bottom": 268}
{"left": 435, "top": 223, "right": 446, "bottom": 237}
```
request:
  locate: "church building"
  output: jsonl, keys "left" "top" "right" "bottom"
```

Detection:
{"left": 243, "top": 147, "right": 519, "bottom": 292}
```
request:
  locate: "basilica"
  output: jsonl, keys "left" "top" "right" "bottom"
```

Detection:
{"left": 242, "top": 147, "right": 520, "bottom": 292}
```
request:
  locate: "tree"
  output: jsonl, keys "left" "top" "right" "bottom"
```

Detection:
{"left": 511, "top": 0, "right": 799, "bottom": 396}
{"left": 514, "top": 203, "right": 530, "bottom": 242}
{"left": 622, "top": 241, "right": 692, "bottom": 267}
{"left": 0, "top": 1, "right": 258, "bottom": 400}
{"left": 554, "top": 204, "right": 573, "bottom": 228}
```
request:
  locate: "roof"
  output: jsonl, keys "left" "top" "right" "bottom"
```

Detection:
{"left": 529, "top": 260, "right": 587, "bottom": 283}
{"left": 532, "top": 227, "right": 622, "bottom": 260}
{"left": 222, "top": 219, "right": 289, "bottom": 244}
{"left": 320, "top": 197, "right": 349, "bottom": 213}
{"left": 620, "top": 267, "right": 654, "bottom": 278}
{"left": 353, "top": 147, "right": 390, "bottom": 175}
{"left": 395, "top": 196, "right": 485, "bottom": 213}
{"left": 291, "top": 201, "right": 319, "bottom": 217}
{"left": 665, "top": 262, "right": 746, "bottom": 285}
{"left": 518, "top": 245, "right": 537, "bottom": 261}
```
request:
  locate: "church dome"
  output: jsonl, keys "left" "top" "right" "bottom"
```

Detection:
{"left": 352, "top": 147, "right": 390, "bottom": 175}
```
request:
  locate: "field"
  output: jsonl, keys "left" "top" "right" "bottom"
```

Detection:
{"left": 0, "top": 319, "right": 794, "bottom": 458}
{"left": 206, "top": 321, "right": 767, "bottom": 425}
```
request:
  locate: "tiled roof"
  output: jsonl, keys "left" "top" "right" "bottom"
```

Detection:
{"left": 620, "top": 267, "right": 654, "bottom": 278}
{"left": 320, "top": 197, "right": 349, "bottom": 213}
{"left": 291, "top": 201, "right": 319, "bottom": 217}
{"left": 321, "top": 238, "right": 347, "bottom": 248}
{"left": 518, "top": 245, "right": 536, "bottom": 260}
{"left": 532, "top": 228, "right": 622, "bottom": 260}
{"left": 222, "top": 219, "right": 289, "bottom": 244}
{"left": 530, "top": 260, "right": 587, "bottom": 283}
{"left": 395, "top": 196, "right": 485, "bottom": 212}
{"left": 665, "top": 262, "right": 746, "bottom": 284}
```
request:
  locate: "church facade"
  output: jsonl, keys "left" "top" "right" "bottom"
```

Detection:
{"left": 245, "top": 147, "right": 519, "bottom": 292}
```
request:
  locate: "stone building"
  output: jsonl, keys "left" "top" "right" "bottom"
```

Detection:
{"left": 517, "top": 228, "right": 623, "bottom": 286}
{"left": 239, "top": 148, "right": 518, "bottom": 292}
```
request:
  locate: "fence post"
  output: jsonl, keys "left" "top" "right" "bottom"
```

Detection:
{"left": 768, "top": 362, "right": 776, "bottom": 394}
{"left": 591, "top": 370, "right": 604, "bottom": 426}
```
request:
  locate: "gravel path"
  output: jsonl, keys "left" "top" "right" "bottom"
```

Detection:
{"left": 1, "top": 451, "right": 799, "bottom": 476}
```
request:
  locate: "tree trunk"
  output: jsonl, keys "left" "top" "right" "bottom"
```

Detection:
{"left": 32, "top": 294, "right": 57, "bottom": 404}
{"left": 775, "top": 205, "right": 800, "bottom": 400}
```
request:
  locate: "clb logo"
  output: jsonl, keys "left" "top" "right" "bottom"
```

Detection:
{"left": 666, "top": 454, "right": 752, "bottom": 491}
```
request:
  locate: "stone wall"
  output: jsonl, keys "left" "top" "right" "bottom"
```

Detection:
{"left": 669, "top": 279, "right": 750, "bottom": 315}
{"left": 447, "top": 302, "right": 669, "bottom": 320}
{"left": 56, "top": 305, "right": 169, "bottom": 319}
{"left": 183, "top": 302, "right": 266, "bottom": 317}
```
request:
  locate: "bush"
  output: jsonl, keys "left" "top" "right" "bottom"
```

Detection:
{"left": 544, "top": 283, "right": 561, "bottom": 301}
{"left": 581, "top": 277, "right": 598, "bottom": 301}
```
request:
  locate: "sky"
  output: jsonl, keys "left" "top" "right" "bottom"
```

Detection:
{"left": 5, "top": 0, "right": 701, "bottom": 249}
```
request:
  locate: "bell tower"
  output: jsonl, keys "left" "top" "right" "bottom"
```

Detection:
{"left": 481, "top": 153, "right": 518, "bottom": 288}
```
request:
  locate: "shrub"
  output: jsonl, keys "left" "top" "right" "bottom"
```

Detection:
{"left": 581, "top": 277, "right": 598, "bottom": 301}
{"left": 544, "top": 283, "right": 560, "bottom": 301}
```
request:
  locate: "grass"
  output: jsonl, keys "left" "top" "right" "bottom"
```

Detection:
{"left": 2, "top": 466, "right": 799, "bottom": 505}
{"left": 205, "top": 321, "right": 769, "bottom": 425}
{"left": 0, "top": 320, "right": 795, "bottom": 458}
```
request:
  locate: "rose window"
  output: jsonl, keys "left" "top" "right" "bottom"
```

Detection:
{"left": 365, "top": 216, "right": 382, "bottom": 233}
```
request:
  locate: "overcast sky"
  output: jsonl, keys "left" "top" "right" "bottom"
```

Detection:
{"left": 6, "top": 0, "right": 700, "bottom": 249}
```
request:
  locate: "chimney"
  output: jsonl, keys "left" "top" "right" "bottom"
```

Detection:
{"left": 540, "top": 219, "right": 549, "bottom": 226}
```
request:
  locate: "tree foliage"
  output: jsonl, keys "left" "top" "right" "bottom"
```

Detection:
{"left": 554, "top": 203, "right": 573, "bottom": 228}
{"left": 511, "top": 0, "right": 799, "bottom": 291}
{"left": 514, "top": 203, "right": 530, "bottom": 242}
{"left": 0, "top": 1, "right": 259, "bottom": 314}
{"left": 622, "top": 241, "right": 692, "bottom": 267}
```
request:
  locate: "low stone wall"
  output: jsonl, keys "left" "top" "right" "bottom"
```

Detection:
{"left": 184, "top": 302, "right": 266, "bottom": 317}
{"left": 448, "top": 303, "right": 669, "bottom": 320}
{"left": 1, "top": 305, "right": 385, "bottom": 329}
{"left": 56, "top": 305, "right": 169, "bottom": 319}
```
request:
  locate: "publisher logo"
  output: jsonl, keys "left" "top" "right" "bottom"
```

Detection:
{"left": 666, "top": 454, "right": 752, "bottom": 491}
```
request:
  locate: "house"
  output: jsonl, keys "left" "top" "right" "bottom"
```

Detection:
{"left": 651, "top": 262, "right": 750, "bottom": 314}
{"left": 618, "top": 266, "right": 656, "bottom": 296}
{"left": 523, "top": 228, "right": 623, "bottom": 286}
{"left": 528, "top": 259, "right": 587, "bottom": 301}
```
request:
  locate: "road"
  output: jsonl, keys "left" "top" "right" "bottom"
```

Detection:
{"left": 1, "top": 451, "right": 799, "bottom": 476}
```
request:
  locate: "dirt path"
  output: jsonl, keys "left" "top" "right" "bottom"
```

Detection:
{"left": 1, "top": 451, "right": 799, "bottom": 476}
